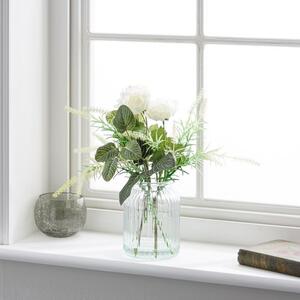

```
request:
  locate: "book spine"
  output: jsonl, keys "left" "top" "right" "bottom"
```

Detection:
{"left": 238, "top": 249, "right": 300, "bottom": 277}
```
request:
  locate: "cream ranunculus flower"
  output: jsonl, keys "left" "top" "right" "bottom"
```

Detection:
{"left": 146, "top": 99, "right": 177, "bottom": 121}
{"left": 119, "top": 86, "right": 150, "bottom": 114}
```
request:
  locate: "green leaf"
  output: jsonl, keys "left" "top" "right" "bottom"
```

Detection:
{"left": 149, "top": 153, "right": 176, "bottom": 176}
{"left": 106, "top": 110, "right": 117, "bottom": 124}
{"left": 102, "top": 157, "right": 118, "bottom": 181}
{"left": 133, "top": 120, "right": 146, "bottom": 132}
{"left": 149, "top": 124, "right": 158, "bottom": 131}
{"left": 119, "top": 173, "right": 140, "bottom": 205}
{"left": 173, "top": 143, "right": 185, "bottom": 153}
{"left": 138, "top": 139, "right": 153, "bottom": 159}
{"left": 150, "top": 126, "right": 167, "bottom": 142}
{"left": 163, "top": 137, "right": 174, "bottom": 149}
{"left": 120, "top": 140, "right": 142, "bottom": 160}
{"left": 113, "top": 105, "right": 136, "bottom": 133}
{"left": 176, "top": 154, "right": 189, "bottom": 166}
{"left": 150, "top": 150, "right": 164, "bottom": 162}
{"left": 95, "top": 143, "right": 119, "bottom": 162}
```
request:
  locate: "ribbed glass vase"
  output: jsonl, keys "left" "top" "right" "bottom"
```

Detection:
{"left": 123, "top": 182, "right": 180, "bottom": 260}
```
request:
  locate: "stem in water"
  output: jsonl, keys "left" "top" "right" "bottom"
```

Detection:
{"left": 134, "top": 183, "right": 173, "bottom": 258}
{"left": 153, "top": 194, "right": 158, "bottom": 258}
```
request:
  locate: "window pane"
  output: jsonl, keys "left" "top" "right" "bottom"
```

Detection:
{"left": 204, "top": 0, "right": 300, "bottom": 39}
{"left": 89, "top": 0, "right": 196, "bottom": 36}
{"left": 204, "top": 45, "right": 300, "bottom": 206}
{"left": 89, "top": 41, "right": 197, "bottom": 197}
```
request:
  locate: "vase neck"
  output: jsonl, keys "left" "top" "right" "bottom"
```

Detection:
{"left": 138, "top": 182, "right": 171, "bottom": 193}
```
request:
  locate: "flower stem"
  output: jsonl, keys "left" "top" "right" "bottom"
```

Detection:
{"left": 153, "top": 194, "right": 158, "bottom": 258}
{"left": 135, "top": 195, "right": 148, "bottom": 256}
{"left": 156, "top": 218, "right": 174, "bottom": 255}
{"left": 135, "top": 184, "right": 174, "bottom": 258}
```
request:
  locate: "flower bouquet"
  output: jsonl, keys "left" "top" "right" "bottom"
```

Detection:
{"left": 55, "top": 86, "right": 219, "bottom": 259}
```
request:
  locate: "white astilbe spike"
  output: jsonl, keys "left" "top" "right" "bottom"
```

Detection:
{"left": 188, "top": 148, "right": 220, "bottom": 169}
{"left": 76, "top": 163, "right": 104, "bottom": 195}
{"left": 220, "top": 154, "right": 260, "bottom": 166}
{"left": 186, "top": 90, "right": 206, "bottom": 121}
{"left": 174, "top": 91, "right": 206, "bottom": 147}
{"left": 76, "top": 167, "right": 93, "bottom": 196}
{"left": 202, "top": 148, "right": 260, "bottom": 167}
{"left": 82, "top": 106, "right": 107, "bottom": 115}
{"left": 73, "top": 146, "right": 97, "bottom": 154}
{"left": 123, "top": 130, "right": 148, "bottom": 141}
{"left": 196, "top": 90, "right": 207, "bottom": 120}
{"left": 65, "top": 106, "right": 90, "bottom": 119}
{"left": 53, "top": 176, "right": 78, "bottom": 198}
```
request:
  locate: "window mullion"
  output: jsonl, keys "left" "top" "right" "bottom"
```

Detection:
{"left": 197, "top": 0, "right": 205, "bottom": 202}
{"left": 88, "top": 32, "right": 198, "bottom": 44}
{"left": 204, "top": 36, "right": 300, "bottom": 47}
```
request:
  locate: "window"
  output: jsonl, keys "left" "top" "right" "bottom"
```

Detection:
{"left": 71, "top": 0, "right": 300, "bottom": 225}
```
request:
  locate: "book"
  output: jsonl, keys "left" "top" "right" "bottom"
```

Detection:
{"left": 238, "top": 240, "right": 300, "bottom": 277}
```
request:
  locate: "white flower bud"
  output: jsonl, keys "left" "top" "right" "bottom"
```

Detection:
{"left": 119, "top": 86, "right": 150, "bottom": 114}
{"left": 146, "top": 99, "right": 176, "bottom": 121}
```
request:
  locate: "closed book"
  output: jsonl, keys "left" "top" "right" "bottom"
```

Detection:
{"left": 238, "top": 240, "right": 300, "bottom": 277}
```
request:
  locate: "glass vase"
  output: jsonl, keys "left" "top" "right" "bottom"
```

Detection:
{"left": 123, "top": 182, "right": 180, "bottom": 260}
{"left": 34, "top": 192, "right": 87, "bottom": 238}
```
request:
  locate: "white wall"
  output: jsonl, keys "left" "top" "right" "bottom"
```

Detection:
{"left": 9, "top": 0, "right": 49, "bottom": 243}
{"left": 1, "top": 261, "right": 299, "bottom": 300}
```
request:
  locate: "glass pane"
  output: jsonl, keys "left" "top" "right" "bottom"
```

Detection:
{"left": 204, "top": 45, "right": 300, "bottom": 206}
{"left": 89, "top": 41, "right": 197, "bottom": 197}
{"left": 204, "top": 0, "right": 300, "bottom": 39}
{"left": 89, "top": 0, "right": 196, "bottom": 36}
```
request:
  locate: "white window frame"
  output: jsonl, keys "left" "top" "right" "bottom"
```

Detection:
{"left": 69, "top": 0, "right": 300, "bottom": 229}
{"left": 0, "top": 0, "right": 9, "bottom": 245}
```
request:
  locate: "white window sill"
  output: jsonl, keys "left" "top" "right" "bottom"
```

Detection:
{"left": 0, "top": 231, "right": 299, "bottom": 294}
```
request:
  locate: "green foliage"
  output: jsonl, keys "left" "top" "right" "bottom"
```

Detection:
{"left": 106, "top": 110, "right": 117, "bottom": 124}
{"left": 133, "top": 120, "right": 146, "bottom": 132}
{"left": 149, "top": 153, "right": 176, "bottom": 176}
{"left": 150, "top": 150, "right": 164, "bottom": 162}
{"left": 102, "top": 157, "right": 118, "bottom": 181}
{"left": 121, "top": 140, "right": 142, "bottom": 161}
{"left": 55, "top": 101, "right": 222, "bottom": 205}
{"left": 123, "top": 131, "right": 148, "bottom": 142}
{"left": 119, "top": 173, "right": 140, "bottom": 205}
{"left": 150, "top": 125, "right": 167, "bottom": 142}
{"left": 95, "top": 143, "right": 119, "bottom": 162}
{"left": 113, "top": 105, "right": 136, "bottom": 133}
{"left": 138, "top": 139, "right": 153, "bottom": 159}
